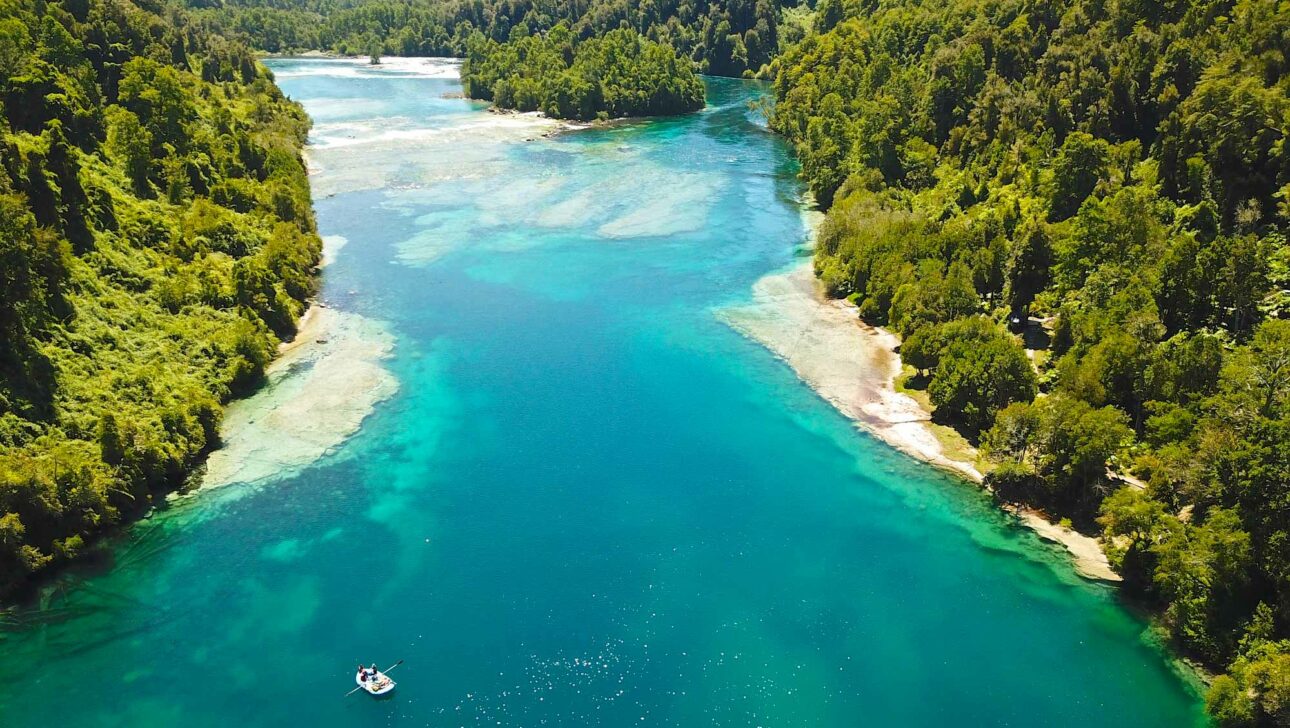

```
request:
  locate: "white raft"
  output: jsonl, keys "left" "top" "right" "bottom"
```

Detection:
{"left": 355, "top": 669, "right": 396, "bottom": 696}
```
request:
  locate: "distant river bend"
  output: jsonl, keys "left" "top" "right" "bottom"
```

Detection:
{"left": 0, "top": 58, "right": 1203, "bottom": 726}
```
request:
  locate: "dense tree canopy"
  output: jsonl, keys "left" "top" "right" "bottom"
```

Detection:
{"left": 770, "top": 0, "right": 1288, "bottom": 720}
{"left": 0, "top": 0, "right": 319, "bottom": 595}
{"left": 184, "top": 0, "right": 783, "bottom": 78}
{"left": 462, "top": 25, "right": 705, "bottom": 120}
{"left": 5, "top": 0, "right": 1288, "bottom": 720}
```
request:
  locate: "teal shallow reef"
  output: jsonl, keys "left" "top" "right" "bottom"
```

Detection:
{"left": 0, "top": 59, "right": 1204, "bottom": 726}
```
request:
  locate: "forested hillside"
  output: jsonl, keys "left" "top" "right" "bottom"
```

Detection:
{"left": 184, "top": 0, "right": 781, "bottom": 77}
{"left": 6, "top": 0, "right": 1287, "bottom": 719}
{"left": 462, "top": 25, "right": 705, "bottom": 119}
{"left": 0, "top": 0, "right": 319, "bottom": 595}
{"left": 769, "top": 0, "right": 1289, "bottom": 722}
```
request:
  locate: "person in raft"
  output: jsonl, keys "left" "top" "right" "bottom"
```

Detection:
{"left": 357, "top": 663, "right": 368, "bottom": 682}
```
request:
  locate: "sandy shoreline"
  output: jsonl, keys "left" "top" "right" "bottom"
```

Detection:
{"left": 722, "top": 259, "right": 1121, "bottom": 583}
{"left": 196, "top": 301, "right": 398, "bottom": 491}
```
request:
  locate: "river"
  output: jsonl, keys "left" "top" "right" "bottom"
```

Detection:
{"left": 0, "top": 58, "right": 1204, "bottom": 726}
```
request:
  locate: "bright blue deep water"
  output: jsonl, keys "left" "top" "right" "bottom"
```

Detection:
{"left": 0, "top": 59, "right": 1204, "bottom": 726}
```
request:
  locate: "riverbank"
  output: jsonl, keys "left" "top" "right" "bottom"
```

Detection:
{"left": 198, "top": 302, "right": 397, "bottom": 491}
{"left": 722, "top": 259, "right": 1121, "bottom": 583}
{"left": 1, "top": 62, "right": 1208, "bottom": 727}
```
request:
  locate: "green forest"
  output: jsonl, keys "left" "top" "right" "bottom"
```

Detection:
{"left": 770, "top": 0, "right": 1289, "bottom": 722}
{"left": 0, "top": 0, "right": 319, "bottom": 595}
{"left": 2, "top": 0, "right": 1288, "bottom": 720}
{"left": 461, "top": 25, "right": 705, "bottom": 119}
{"left": 184, "top": 0, "right": 781, "bottom": 77}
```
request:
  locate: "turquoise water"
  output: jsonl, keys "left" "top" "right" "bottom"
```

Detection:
{"left": 0, "top": 60, "right": 1204, "bottom": 726}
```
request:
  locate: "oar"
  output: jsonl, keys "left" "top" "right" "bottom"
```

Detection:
{"left": 345, "top": 659, "right": 404, "bottom": 697}
{"left": 345, "top": 658, "right": 365, "bottom": 697}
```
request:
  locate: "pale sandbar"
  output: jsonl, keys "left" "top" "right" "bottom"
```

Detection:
{"left": 722, "top": 259, "right": 1121, "bottom": 583}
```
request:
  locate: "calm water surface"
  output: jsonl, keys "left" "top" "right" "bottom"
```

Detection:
{"left": 0, "top": 59, "right": 1204, "bottom": 726}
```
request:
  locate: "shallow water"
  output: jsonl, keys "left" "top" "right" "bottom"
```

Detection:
{"left": 0, "top": 59, "right": 1204, "bottom": 726}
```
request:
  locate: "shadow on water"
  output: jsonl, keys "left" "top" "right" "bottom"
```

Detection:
{"left": 1, "top": 519, "right": 171, "bottom": 615}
